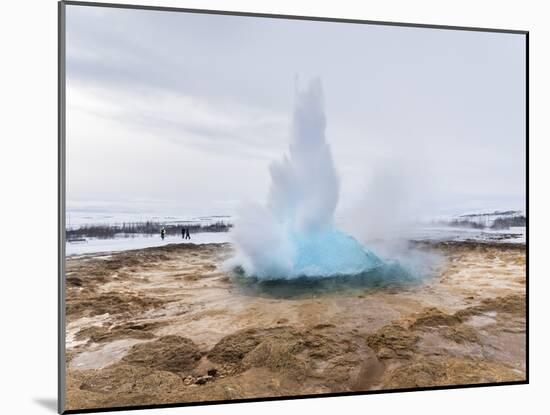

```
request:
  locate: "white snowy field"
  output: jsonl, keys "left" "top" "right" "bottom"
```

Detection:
{"left": 65, "top": 207, "right": 525, "bottom": 257}
{"left": 405, "top": 225, "right": 526, "bottom": 244}
{"left": 65, "top": 224, "right": 526, "bottom": 257}
{"left": 66, "top": 232, "right": 232, "bottom": 256}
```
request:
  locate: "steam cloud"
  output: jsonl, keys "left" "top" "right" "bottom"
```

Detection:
{"left": 230, "top": 79, "right": 389, "bottom": 280}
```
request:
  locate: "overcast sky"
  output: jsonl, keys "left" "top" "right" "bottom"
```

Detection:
{"left": 65, "top": 4, "right": 526, "bottom": 217}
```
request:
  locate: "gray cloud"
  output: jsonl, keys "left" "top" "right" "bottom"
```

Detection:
{"left": 65, "top": 4, "right": 526, "bottom": 216}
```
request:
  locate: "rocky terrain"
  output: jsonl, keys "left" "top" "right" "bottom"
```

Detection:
{"left": 64, "top": 242, "right": 526, "bottom": 410}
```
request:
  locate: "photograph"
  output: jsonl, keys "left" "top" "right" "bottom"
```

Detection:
{"left": 61, "top": 2, "right": 527, "bottom": 412}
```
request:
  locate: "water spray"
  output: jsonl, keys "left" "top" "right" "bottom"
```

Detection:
{"left": 231, "top": 79, "right": 392, "bottom": 280}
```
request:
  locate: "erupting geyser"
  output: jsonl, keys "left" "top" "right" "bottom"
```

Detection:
{"left": 231, "top": 79, "right": 386, "bottom": 280}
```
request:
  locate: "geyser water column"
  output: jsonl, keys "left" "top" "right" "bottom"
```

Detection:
{"left": 231, "top": 79, "right": 384, "bottom": 280}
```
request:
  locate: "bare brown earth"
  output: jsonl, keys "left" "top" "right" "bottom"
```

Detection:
{"left": 64, "top": 242, "right": 526, "bottom": 410}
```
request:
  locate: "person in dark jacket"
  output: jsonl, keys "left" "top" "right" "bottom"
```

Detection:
{"left": 181, "top": 227, "right": 185, "bottom": 239}
{"left": 185, "top": 228, "right": 191, "bottom": 240}
{"left": 160, "top": 227, "right": 166, "bottom": 240}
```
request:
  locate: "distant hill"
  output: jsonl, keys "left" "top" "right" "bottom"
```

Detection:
{"left": 445, "top": 210, "right": 526, "bottom": 230}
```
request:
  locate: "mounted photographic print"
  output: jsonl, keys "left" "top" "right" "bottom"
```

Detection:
{"left": 58, "top": 1, "right": 528, "bottom": 413}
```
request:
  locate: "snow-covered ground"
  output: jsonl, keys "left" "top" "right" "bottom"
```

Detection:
{"left": 66, "top": 232, "right": 232, "bottom": 256}
{"left": 65, "top": 208, "right": 526, "bottom": 256}
{"left": 66, "top": 224, "right": 526, "bottom": 257}
{"left": 65, "top": 210, "right": 235, "bottom": 256}
{"left": 406, "top": 225, "right": 526, "bottom": 244}
{"left": 409, "top": 209, "right": 526, "bottom": 244}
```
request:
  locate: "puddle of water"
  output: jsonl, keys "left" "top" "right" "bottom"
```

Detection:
{"left": 466, "top": 314, "right": 497, "bottom": 328}
{"left": 70, "top": 339, "right": 148, "bottom": 370}
{"left": 66, "top": 314, "right": 111, "bottom": 349}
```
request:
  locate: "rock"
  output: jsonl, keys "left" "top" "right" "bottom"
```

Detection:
{"left": 366, "top": 323, "right": 419, "bottom": 359}
{"left": 377, "top": 347, "right": 396, "bottom": 360}
{"left": 207, "top": 368, "right": 218, "bottom": 377}
{"left": 195, "top": 375, "right": 213, "bottom": 385}
{"left": 121, "top": 335, "right": 202, "bottom": 374}
{"left": 208, "top": 327, "right": 293, "bottom": 364}
{"left": 383, "top": 356, "right": 524, "bottom": 389}
{"left": 78, "top": 363, "right": 183, "bottom": 395}
{"left": 411, "top": 307, "right": 461, "bottom": 328}
{"left": 457, "top": 294, "right": 526, "bottom": 318}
